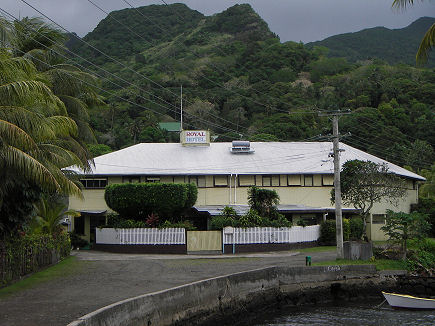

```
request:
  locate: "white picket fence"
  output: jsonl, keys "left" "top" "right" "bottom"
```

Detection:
{"left": 96, "top": 225, "right": 320, "bottom": 246}
{"left": 223, "top": 225, "right": 320, "bottom": 245}
{"left": 96, "top": 228, "right": 186, "bottom": 245}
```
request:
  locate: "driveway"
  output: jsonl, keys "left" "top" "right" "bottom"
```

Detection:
{"left": 0, "top": 249, "right": 336, "bottom": 326}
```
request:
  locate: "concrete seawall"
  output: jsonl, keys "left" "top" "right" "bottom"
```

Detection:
{"left": 67, "top": 265, "right": 392, "bottom": 326}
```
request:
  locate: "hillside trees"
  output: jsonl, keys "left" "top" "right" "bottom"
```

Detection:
{"left": 392, "top": 1, "right": 434, "bottom": 65}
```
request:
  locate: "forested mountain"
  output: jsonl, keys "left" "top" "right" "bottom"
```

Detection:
{"left": 307, "top": 17, "right": 435, "bottom": 67}
{"left": 67, "top": 4, "right": 435, "bottom": 172}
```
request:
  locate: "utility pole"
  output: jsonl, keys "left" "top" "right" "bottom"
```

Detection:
{"left": 319, "top": 110, "right": 350, "bottom": 259}
{"left": 180, "top": 85, "right": 183, "bottom": 131}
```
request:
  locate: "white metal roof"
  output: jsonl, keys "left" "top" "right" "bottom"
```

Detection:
{"left": 71, "top": 142, "right": 424, "bottom": 180}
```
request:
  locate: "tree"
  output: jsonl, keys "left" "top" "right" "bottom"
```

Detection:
{"left": 248, "top": 186, "right": 280, "bottom": 219}
{"left": 419, "top": 164, "right": 435, "bottom": 199}
{"left": 392, "top": 0, "right": 434, "bottom": 65}
{"left": 381, "top": 210, "right": 430, "bottom": 259}
{"left": 30, "top": 196, "right": 80, "bottom": 236}
{"left": 333, "top": 160, "right": 407, "bottom": 222}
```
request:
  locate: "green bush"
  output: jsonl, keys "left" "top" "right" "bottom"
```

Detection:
{"left": 236, "top": 209, "right": 264, "bottom": 227}
{"left": 319, "top": 219, "right": 351, "bottom": 245}
{"left": 319, "top": 220, "right": 336, "bottom": 245}
{"left": 1, "top": 233, "right": 70, "bottom": 286}
{"left": 343, "top": 218, "right": 350, "bottom": 241}
{"left": 160, "top": 220, "right": 197, "bottom": 230}
{"left": 68, "top": 231, "right": 89, "bottom": 249}
{"left": 104, "top": 183, "right": 198, "bottom": 219}
{"left": 210, "top": 215, "right": 235, "bottom": 230}
{"left": 406, "top": 249, "right": 435, "bottom": 274}
{"left": 266, "top": 214, "right": 292, "bottom": 227}
{"left": 349, "top": 217, "right": 364, "bottom": 240}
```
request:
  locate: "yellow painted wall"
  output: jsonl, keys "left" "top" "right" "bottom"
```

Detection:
{"left": 68, "top": 174, "right": 419, "bottom": 241}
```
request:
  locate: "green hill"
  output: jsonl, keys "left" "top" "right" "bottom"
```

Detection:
{"left": 67, "top": 5, "right": 435, "bottom": 171}
{"left": 307, "top": 17, "right": 435, "bottom": 67}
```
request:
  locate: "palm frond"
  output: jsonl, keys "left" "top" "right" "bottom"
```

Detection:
{"left": 44, "top": 68, "right": 98, "bottom": 97}
{"left": 58, "top": 95, "right": 90, "bottom": 121}
{"left": 0, "top": 118, "right": 36, "bottom": 149}
{"left": 0, "top": 80, "right": 64, "bottom": 109}
{"left": 44, "top": 115, "right": 78, "bottom": 138}
{"left": 1, "top": 145, "right": 60, "bottom": 192}
{"left": 416, "top": 23, "right": 435, "bottom": 66}
{"left": 36, "top": 143, "right": 84, "bottom": 168}
{"left": 392, "top": 0, "right": 415, "bottom": 10}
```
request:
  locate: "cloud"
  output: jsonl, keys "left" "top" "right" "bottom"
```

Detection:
{"left": 1, "top": 0, "right": 433, "bottom": 42}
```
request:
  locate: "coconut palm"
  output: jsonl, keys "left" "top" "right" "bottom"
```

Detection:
{"left": 0, "top": 52, "right": 87, "bottom": 202}
{"left": 393, "top": 0, "right": 435, "bottom": 65}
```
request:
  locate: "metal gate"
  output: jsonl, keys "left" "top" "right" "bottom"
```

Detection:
{"left": 186, "top": 231, "right": 222, "bottom": 254}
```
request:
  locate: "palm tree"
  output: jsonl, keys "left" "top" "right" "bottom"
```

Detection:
{"left": 30, "top": 197, "right": 80, "bottom": 236}
{"left": 393, "top": 0, "right": 434, "bottom": 65}
{"left": 0, "top": 52, "right": 87, "bottom": 201}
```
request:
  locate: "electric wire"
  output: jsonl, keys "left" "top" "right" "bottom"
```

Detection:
{"left": 0, "top": 7, "right": 326, "bottom": 148}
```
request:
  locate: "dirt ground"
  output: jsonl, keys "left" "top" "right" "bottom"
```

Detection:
{"left": 0, "top": 249, "right": 336, "bottom": 326}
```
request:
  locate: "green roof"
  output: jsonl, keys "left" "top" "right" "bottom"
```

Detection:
{"left": 159, "top": 122, "right": 181, "bottom": 132}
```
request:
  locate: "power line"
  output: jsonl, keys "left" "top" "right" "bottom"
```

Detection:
{"left": 108, "top": 0, "right": 319, "bottom": 116}
{"left": 0, "top": 7, "right": 322, "bottom": 146}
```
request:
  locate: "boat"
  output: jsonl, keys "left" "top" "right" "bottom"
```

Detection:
{"left": 382, "top": 291, "right": 435, "bottom": 309}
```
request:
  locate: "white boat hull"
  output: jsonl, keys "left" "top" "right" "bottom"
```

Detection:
{"left": 382, "top": 291, "right": 435, "bottom": 310}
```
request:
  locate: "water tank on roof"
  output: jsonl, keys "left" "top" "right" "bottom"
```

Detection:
{"left": 230, "top": 140, "right": 254, "bottom": 154}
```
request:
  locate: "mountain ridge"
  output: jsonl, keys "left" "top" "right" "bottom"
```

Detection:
{"left": 307, "top": 16, "right": 435, "bottom": 66}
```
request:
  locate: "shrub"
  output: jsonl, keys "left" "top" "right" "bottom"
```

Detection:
{"left": 105, "top": 214, "right": 147, "bottom": 228}
{"left": 236, "top": 209, "right": 264, "bottom": 227}
{"left": 104, "top": 183, "right": 198, "bottom": 219}
{"left": 210, "top": 215, "right": 235, "bottom": 230}
{"left": 349, "top": 217, "right": 364, "bottom": 240}
{"left": 160, "top": 220, "right": 197, "bottom": 230}
{"left": 319, "top": 220, "right": 336, "bottom": 245}
{"left": 1, "top": 233, "right": 70, "bottom": 286}
{"left": 266, "top": 214, "right": 292, "bottom": 228}
{"left": 343, "top": 218, "right": 350, "bottom": 241}
{"left": 248, "top": 186, "right": 279, "bottom": 218}
{"left": 319, "top": 219, "right": 351, "bottom": 245}
{"left": 68, "top": 231, "right": 89, "bottom": 249}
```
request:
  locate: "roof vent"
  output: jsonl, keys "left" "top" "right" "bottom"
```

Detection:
{"left": 230, "top": 141, "right": 254, "bottom": 154}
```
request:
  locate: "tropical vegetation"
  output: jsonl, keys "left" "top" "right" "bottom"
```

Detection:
{"left": 0, "top": 16, "right": 103, "bottom": 239}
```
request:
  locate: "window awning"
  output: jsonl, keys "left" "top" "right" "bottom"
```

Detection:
{"left": 78, "top": 210, "right": 107, "bottom": 215}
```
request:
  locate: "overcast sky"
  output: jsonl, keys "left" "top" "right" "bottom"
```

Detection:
{"left": 2, "top": 0, "right": 434, "bottom": 43}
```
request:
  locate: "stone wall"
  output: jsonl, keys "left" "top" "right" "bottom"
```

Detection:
{"left": 67, "top": 265, "right": 389, "bottom": 326}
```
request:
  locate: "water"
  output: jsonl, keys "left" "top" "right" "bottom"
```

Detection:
{"left": 238, "top": 300, "right": 435, "bottom": 326}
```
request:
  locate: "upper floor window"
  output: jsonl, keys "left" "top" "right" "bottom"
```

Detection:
{"left": 189, "top": 176, "right": 206, "bottom": 188}
{"left": 238, "top": 175, "right": 255, "bottom": 187}
{"left": 146, "top": 176, "right": 160, "bottom": 183}
{"left": 214, "top": 175, "right": 228, "bottom": 187}
{"left": 262, "top": 175, "right": 280, "bottom": 187}
{"left": 303, "top": 175, "right": 313, "bottom": 187}
{"left": 122, "top": 176, "right": 141, "bottom": 183}
{"left": 80, "top": 178, "right": 107, "bottom": 189}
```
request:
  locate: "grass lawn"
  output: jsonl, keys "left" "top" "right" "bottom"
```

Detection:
{"left": 297, "top": 246, "right": 336, "bottom": 253}
{"left": 313, "top": 258, "right": 407, "bottom": 271}
{"left": 0, "top": 256, "right": 86, "bottom": 299}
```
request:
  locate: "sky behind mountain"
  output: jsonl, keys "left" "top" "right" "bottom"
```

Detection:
{"left": 2, "top": 0, "right": 434, "bottom": 43}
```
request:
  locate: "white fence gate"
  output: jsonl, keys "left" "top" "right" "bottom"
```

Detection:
{"left": 96, "top": 228, "right": 186, "bottom": 245}
{"left": 223, "top": 225, "right": 320, "bottom": 245}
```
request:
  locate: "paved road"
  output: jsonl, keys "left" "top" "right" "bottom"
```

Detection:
{"left": 0, "top": 249, "right": 336, "bottom": 326}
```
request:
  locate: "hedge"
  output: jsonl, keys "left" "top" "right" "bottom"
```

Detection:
{"left": 104, "top": 182, "right": 198, "bottom": 219}
{"left": 319, "top": 217, "right": 364, "bottom": 245}
{"left": 0, "top": 233, "right": 70, "bottom": 287}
